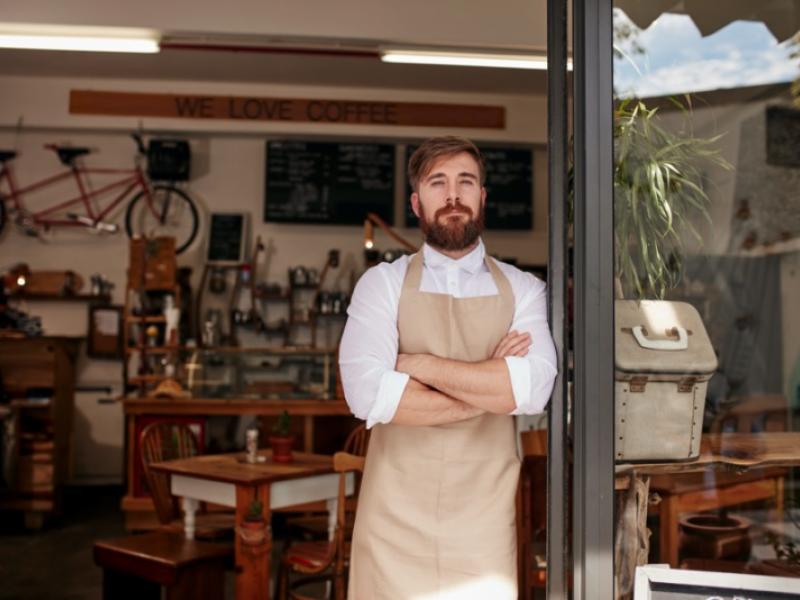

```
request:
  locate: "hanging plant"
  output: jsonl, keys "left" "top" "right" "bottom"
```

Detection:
{"left": 613, "top": 97, "right": 731, "bottom": 298}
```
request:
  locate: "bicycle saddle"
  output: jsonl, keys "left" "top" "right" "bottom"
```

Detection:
{"left": 0, "top": 150, "right": 17, "bottom": 163}
{"left": 45, "top": 145, "right": 92, "bottom": 166}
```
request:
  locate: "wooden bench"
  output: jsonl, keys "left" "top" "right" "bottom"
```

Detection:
{"left": 93, "top": 531, "right": 232, "bottom": 600}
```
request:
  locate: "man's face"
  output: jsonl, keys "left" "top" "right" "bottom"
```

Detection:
{"left": 411, "top": 152, "right": 486, "bottom": 252}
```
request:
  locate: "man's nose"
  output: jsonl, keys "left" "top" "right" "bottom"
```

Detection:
{"left": 445, "top": 181, "right": 459, "bottom": 204}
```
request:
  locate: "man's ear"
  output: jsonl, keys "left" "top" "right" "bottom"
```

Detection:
{"left": 481, "top": 186, "right": 487, "bottom": 206}
{"left": 411, "top": 192, "right": 421, "bottom": 218}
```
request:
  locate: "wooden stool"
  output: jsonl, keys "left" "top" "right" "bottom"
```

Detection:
{"left": 93, "top": 531, "right": 232, "bottom": 600}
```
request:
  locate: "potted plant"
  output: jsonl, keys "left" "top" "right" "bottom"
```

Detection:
{"left": 613, "top": 97, "right": 731, "bottom": 299}
{"left": 239, "top": 498, "right": 267, "bottom": 546}
{"left": 611, "top": 105, "right": 730, "bottom": 273}
{"left": 269, "top": 410, "right": 295, "bottom": 463}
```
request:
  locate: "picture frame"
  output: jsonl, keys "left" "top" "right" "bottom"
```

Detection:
{"left": 87, "top": 305, "right": 123, "bottom": 359}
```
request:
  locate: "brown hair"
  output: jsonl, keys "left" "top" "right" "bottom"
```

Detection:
{"left": 407, "top": 136, "right": 485, "bottom": 192}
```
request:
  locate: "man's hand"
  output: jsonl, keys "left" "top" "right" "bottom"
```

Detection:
{"left": 492, "top": 330, "right": 532, "bottom": 359}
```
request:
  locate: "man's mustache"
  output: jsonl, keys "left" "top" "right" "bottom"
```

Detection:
{"left": 435, "top": 202, "right": 474, "bottom": 219}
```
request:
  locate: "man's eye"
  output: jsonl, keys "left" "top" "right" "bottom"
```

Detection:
{"left": 431, "top": 181, "right": 444, "bottom": 186}
{"left": 460, "top": 180, "right": 474, "bottom": 186}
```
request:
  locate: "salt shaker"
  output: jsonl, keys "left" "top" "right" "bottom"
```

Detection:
{"left": 246, "top": 428, "right": 259, "bottom": 464}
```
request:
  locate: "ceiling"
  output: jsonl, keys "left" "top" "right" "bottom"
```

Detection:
{"left": 0, "top": 45, "right": 549, "bottom": 95}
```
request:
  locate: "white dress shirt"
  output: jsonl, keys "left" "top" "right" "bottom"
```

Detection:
{"left": 338, "top": 239, "right": 558, "bottom": 428}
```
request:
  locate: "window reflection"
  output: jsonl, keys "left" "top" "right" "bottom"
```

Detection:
{"left": 612, "top": 0, "right": 800, "bottom": 593}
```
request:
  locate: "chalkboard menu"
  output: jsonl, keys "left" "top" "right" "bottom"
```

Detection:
{"left": 404, "top": 145, "right": 534, "bottom": 230}
{"left": 207, "top": 212, "right": 247, "bottom": 263}
{"left": 265, "top": 140, "right": 395, "bottom": 225}
{"left": 766, "top": 106, "right": 800, "bottom": 168}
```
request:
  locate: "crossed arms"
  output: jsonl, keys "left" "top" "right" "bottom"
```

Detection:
{"left": 391, "top": 331, "right": 531, "bottom": 426}
{"left": 337, "top": 263, "right": 558, "bottom": 429}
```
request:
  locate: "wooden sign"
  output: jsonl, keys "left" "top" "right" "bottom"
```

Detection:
{"left": 69, "top": 90, "right": 505, "bottom": 129}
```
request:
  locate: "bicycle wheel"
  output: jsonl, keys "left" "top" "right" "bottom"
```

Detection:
{"left": 125, "top": 185, "right": 199, "bottom": 254}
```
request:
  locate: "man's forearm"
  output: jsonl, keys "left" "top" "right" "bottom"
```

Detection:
{"left": 398, "top": 354, "right": 516, "bottom": 414}
{"left": 390, "top": 377, "right": 484, "bottom": 426}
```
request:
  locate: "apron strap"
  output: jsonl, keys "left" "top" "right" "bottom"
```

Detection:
{"left": 402, "top": 250, "right": 424, "bottom": 293}
{"left": 485, "top": 256, "right": 514, "bottom": 304}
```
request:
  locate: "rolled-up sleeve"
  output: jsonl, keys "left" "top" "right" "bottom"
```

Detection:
{"left": 506, "top": 276, "right": 558, "bottom": 415}
{"left": 338, "top": 265, "right": 409, "bottom": 428}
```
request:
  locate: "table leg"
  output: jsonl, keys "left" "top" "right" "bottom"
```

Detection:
{"left": 326, "top": 498, "right": 337, "bottom": 540}
{"left": 235, "top": 484, "right": 271, "bottom": 600}
{"left": 324, "top": 497, "right": 338, "bottom": 597}
{"left": 659, "top": 494, "right": 680, "bottom": 567}
{"left": 182, "top": 497, "right": 199, "bottom": 540}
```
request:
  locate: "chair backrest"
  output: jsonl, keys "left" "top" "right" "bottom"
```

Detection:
{"left": 342, "top": 423, "right": 370, "bottom": 457}
{"left": 140, "top": 422, "right": 199, "bottom": 525}
{"left": 520, "top": 428, "right": 547, "bottom": 457}
{"left": 332, "top": 452, "right": 365, "bottom": 578}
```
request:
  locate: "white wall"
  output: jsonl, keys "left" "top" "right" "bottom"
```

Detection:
{"left": 0, "top": 74, "right": 549, "bottom": 480}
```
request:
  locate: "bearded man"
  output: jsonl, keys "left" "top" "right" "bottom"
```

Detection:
{"left": 338, "top": 135, "right": 557, "bottom": 600}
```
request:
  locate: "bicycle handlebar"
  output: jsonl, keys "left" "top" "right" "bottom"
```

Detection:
{"left": 131, "top": 134, "right": 146, "bottom": 155}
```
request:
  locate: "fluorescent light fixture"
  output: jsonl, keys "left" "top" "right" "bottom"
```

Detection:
{"left": 0, "top": 23, "right": 160, "bottom": 53}
{"left": 381, "top": 49, "right": 572, "bottom": 71}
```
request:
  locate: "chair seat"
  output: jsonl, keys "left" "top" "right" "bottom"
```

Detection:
{"left": 93, "top": 531, "right": 232, "bottom": 587}
{"left": 285, "top": 541, "right": 335, "bottom": 570}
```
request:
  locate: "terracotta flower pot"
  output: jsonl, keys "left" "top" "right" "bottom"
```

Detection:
{"left": 269, "top": 435, "right": 295, "bottom": 463}
{"left": 678, "top": 513, "right": 752, "bottom": 562}
{"left": 239, "top": 519, "right": 267, "bottom": 546}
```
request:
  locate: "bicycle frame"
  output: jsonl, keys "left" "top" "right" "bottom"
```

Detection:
{"left": 0, "top": 162, "right": 150, "bottom": 228}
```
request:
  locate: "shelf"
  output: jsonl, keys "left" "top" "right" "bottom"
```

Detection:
{"left": 125, "top": 315, "right": 166, "bottom": 323}
{"left": 255, "top": 292, "right": 290, "bottom": 302}
{"left": 10, "top": 399, "right": 52, "bottom": 409}
{"left": 290, "top": 283, "right": 319, "bottom": 290}
{"left": 125, "top": 346, "right": 183, "bottom": 354}
{"left": 129, "top": 374, "right": 170, "bottom": 384}
{"left": 9, "top": 292, "right": 110, "bottom": 303}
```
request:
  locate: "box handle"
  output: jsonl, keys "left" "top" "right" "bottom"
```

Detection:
{"left": 632, "top": 325, "right": 688, "bottom": 351}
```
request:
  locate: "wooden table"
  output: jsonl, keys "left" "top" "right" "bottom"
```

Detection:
{"left": 614, "top": 432, "right": 800, "bottom": 599}
{"left": 151, "top": 450, "right": 354, "bottom": 600}
{"left": 121, "top": 396, "right": 354, "bottom": 529}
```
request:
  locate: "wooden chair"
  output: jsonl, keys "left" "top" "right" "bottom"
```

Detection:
{"left": 285, "top": 423, "right": 370, "bottom": 540}
{"left": 275, "top": 451, "right": 365, "bottom": 600}
{"left": 342, "top": 423, "right": 370, "bottom": 457}
{"left": 139, "top": 422, "right": 234, "bottom": 539}
{"left": 93, "top": 530, "right": 231, "bottom": 600}
{"left": 518, "top": 429, "right": 548, "bottom": 599}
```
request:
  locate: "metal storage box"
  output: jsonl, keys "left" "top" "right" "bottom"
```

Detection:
{"left": 615, "top": 300, "right": 717, "bottom": 462}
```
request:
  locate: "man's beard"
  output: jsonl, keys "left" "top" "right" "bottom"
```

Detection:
{"left": 418, "top": 199, "right": 485, "bottom": 252}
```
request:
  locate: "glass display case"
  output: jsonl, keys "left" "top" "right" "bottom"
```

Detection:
{"left": 181, "top": 347, "right": 336, "bottom": 400}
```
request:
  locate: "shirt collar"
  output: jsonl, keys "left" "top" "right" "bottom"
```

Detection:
{"left": 422, "top": 239, "right": 486, "bottom": 274}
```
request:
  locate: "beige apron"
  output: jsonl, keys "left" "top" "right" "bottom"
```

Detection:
{"left": 348, "top": 250, "right": 519, "bottom": 600}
